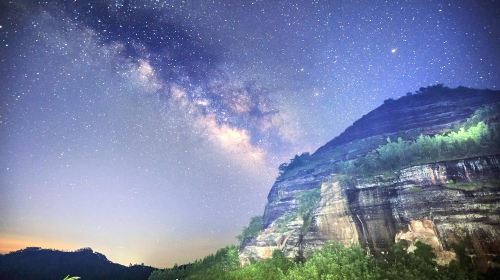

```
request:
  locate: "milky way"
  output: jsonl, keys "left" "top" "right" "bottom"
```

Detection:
{"left": 0, "top": 0, "right": 499, "bottom": 267}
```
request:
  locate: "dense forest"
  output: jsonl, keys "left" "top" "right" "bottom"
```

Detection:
{"left": 149, "top": 241, "right": 494, "bottom": 280}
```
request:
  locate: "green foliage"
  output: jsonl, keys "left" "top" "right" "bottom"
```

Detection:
{"left": 441, "top": 242, "right": 480, "bottom": 280}
{"left": 149, "top": 241, "right": 488, "bottom": 280}
{"left": 284, "top": 243, "right": 379, "bottom": 280}
{"left": 274, "top": 189, "right": 321, "bottom": 234}
{"left": 335, "top": 103, "right": 500, "bottom": 177}
{"left": 296, "top": 189, "right": 321, "bottom": 217}
{"left": 377, "top": 241, "right": 484, "bottom": 280}
{"left": 149, "top": 105, "right": 500, "bottom": 280}
{"left": 237, "top": 216, "right": 263, "bottom": 246}
{"left": 346, "top": 119, "right": 499, "bottom": 176}
{"left": 415, "top": 84, "right": 448, "bottom": 95}
{"left": 296, "top": 189, "right": 321, "bottom": 232}
{"left": 228, "top": 250, "right": 294, "bottom": 280}
{"left": 445, "top": 179, "right": 500, "bottom": 190}
{"left": 279, "top": 152, "right": 311, "bottom": 175}
{"left": 275, "top": 213, "right": 296, "bottom": 233}
{"left": 377, "top": 241, "right": 442, "bottom": 280}
{"left": 268, "top": 189, "right": 322, "bottom": 262}
{"left": 148, "top": 246, "right": 239, "bottom": 280}
{"left": 63, "top": 276, "right": 80, "bottom": 280}
{"left": 455, "top": 103, "right": 500, "bottom": 130}
{"left": 408, "top": 186, "right": 422, "bottom": 193}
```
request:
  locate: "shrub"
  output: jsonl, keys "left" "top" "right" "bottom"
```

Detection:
{"left": 336, "top": 103, "right": 500, "bottom": 177}
{"left": 279, "top": 153, "right": 311, "bottom": 175}
{"left": 149, "top": 241, "right": 487, "bottom": 280}
{"left": 345, "top": 120, "right": 498, "bottom": 176}
{"left": 228, "top": 250, "right": 294, "bottom": 280}
{"left": 237, "top": 216, "right": 263, "bottom": 246}
{"left": 296, "top": 189, "right": 321, "bottom": 232}
{"left": 284, "top": 243, "right": 380, "bottom": 280}
{"left": 149, "top": 246, "right": 239, "bottom": 280}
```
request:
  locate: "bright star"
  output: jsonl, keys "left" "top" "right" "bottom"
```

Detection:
{"left": 391, "top": 48, "right": 397, "bottom": 54}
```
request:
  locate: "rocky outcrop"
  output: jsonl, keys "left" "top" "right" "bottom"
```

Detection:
{"left": 262, "top": 87, "right": 500, "bottom": 228}
{"left": 395, "top": 219, "right": 456, "bottom": 266}
{"left": 315, "top": 86, "right": 500, "bottom": 156}
{"left": 240, "top": 87, "right": 500, "bottom": 271}
{"left": 240, "top": 155, "right": 500, "bottom": 270}
{"left": 301, "top": 180, "right": 359, "bottom": 257}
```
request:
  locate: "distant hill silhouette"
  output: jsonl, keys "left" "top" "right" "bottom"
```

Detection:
{"left": 0, "top": 247, "right": 155, "bottom": 280}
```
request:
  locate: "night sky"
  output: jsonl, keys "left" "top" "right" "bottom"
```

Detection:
{"left": 1, "top": 0, "right": 499, "bottom": 267}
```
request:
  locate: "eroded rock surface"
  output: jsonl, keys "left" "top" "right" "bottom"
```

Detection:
{"left": 240, "top": 155, "right": 500, "bottom": 270}
{"left": 240, "top": 87, "right": 500, "bottom": 270}
{"left": 395, "top": 219, "right": 456, "bottom": 266}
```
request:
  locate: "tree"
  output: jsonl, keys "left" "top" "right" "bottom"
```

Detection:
{"left": 285, "top": 243, "right": 379, "bottom": 280}
{"left": 237, "top": 216, "right": 263, "bottom": 246}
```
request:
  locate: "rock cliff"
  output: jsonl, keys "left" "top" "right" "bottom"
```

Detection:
{"left": 239, "top": 86, "right": 500, "bottom": 271}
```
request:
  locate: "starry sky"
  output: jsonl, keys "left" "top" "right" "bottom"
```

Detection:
{"left": 0, "top": 0, "right": 499, "bottom": 268}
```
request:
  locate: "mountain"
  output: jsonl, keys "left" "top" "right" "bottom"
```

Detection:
{"left": 0, "top": 247, "right": 155, "bottom": 280}
{"left": 239, "top": 85, "right": 500, "bottom": 272}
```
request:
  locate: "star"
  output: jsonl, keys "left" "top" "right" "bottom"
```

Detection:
{"left": 0, "top": 0, "right": 498, "bottom": 269}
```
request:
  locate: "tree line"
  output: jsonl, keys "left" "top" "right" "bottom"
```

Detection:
{"left": 149, "top": 240, "right": 490, "bottom": 280}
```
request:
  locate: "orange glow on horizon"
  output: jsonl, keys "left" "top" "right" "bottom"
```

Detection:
{"left": 0, "top": 234, "right": 77, "bottom": 254}
{"left": 0, "top": 234, "right": 148, "bottom": 266}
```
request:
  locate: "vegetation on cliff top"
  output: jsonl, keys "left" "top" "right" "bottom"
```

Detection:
{"left": 340, "top": 103, "right": 500, "bottom": 177}
{"left": 149, "top": 241, "right": 488, "bottom": 280}
{"left": 278, "top": 100, "right": 500, "bottom": 181}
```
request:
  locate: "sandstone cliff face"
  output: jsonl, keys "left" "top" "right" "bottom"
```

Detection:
{"left": 239, "top": 87, "right": 500, "bottom": 270}
{"left": 344, "top": 155, "right": 500, "bottom": 269}
{"left": 241, "top": 155, "right": 500, "bottom": 269}
{"left": 261, "top": 87, "right": 500, "bottom": 230}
